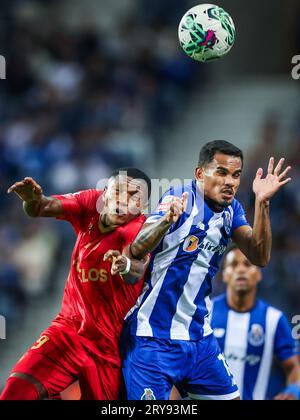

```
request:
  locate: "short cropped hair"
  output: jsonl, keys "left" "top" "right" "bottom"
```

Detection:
{"left": 198, "top": 140, "right": 243, "bottom": 167}
{"left": 110, "top": 167, "right": 151, "bottom": 198}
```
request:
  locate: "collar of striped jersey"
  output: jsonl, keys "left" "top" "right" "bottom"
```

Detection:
{"left": 98, "top": 216, "right": 118, "bottom": 234}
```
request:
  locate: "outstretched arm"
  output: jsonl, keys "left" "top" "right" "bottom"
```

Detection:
{"left": 7, "top": 177, "right": 63, "bottom": 218}
{"left": 130, "top": 192, "right": 189, "bottom": 260}
{"left": 233, "top": 158, "right": 291, "bottom": 267}
{"left": 274, "top": 356, "right": 300, "bottom": 400}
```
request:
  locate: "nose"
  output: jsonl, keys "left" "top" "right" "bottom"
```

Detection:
{"left": 224, "top": 176, "right": 235, "bottom": 187}
{"left": 236, "top": 263, "right": 247, "bottom": 274}
{"left": 117, "top": 188, "right": 128, "bottom": 200}
{"left": 117, "top": 191, "right": 129, "bottom": 208}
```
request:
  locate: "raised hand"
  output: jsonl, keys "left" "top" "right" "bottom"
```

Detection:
{"left": 7, "top": 177, "right": 43, "bottom": 202}
{"left": 253, "top": 158, "right": 292, "bottom": 202}
{"left": 165, "top": 192, "right": 189, "bottom": 224}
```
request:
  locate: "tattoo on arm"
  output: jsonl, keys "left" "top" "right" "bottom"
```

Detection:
{"left": 23, "top": 197, "right": 62, "bottom": 218}
{"left": 121, "top": 255, "right": 150, "bottom": 285}
{"left": 130, "top": 218, "right": 171, "bottom": 260}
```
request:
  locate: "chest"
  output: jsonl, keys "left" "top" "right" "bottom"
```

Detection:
{"left": 74, "top": 217, "right": 123, "bottom": 267}
{"left": 213, "top": 310, "right": 269, "bottom": 365}
{"left": 179, "top": 209, "right": 230, "bottom": 256}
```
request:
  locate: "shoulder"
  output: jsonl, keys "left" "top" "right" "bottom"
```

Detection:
{"left": 230, "top": 198, "right": 244, "bottom": 212}
{"left": 258, "top": 300, "right": 284, "bottom": 330}
{"left": 62, "top": 189, "right": 102, "bottom": 205}
{"left": 82, "top": 189, "right": 103, "bottom": 201}
{"left": 211, "top": 295, "right": 228, "bottom": 326}
{"left": 79, "top": 189, "right": 103, "bottom": 210}
{"left": 129, "top": 214, "right": 146, "bottom": 227}
{"left": 170, "top": 182, "right": 194, "bottom": 194}
{"left": 119, "top": 214, "right": 146, "bottom": 235}
{"left": 150, "top": 182, "right": 195, "bottom": 220}
{"left": 255, "top": 298, "right": 281, "bottom": 314}
{"left": 72, "top": 189, "right": 104, "bottom": 220}
{"left": 53, "top": 189, "right": 102, "bottom": 217}
{"left": 263, "top": 300, "right": 283, "bottom": 318}
{"left": 159, "top": 182, "right": 194, "bottom": 202}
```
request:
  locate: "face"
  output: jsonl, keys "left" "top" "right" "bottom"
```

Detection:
{"left": 195, "top": 153, "right": 243, "bottom": 208}
{"left": 223, "top": 249, "right": 262, "bottom": 295}
{"left": 101, "top": 175, "right": 148, "bottom": 226}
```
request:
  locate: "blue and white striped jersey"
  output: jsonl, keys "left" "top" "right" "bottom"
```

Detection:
{"left": 126, "top": 180, "right": 249, "bottom": 341}
{"left": 211, "top": 294, "right": 298, "bottom": 400}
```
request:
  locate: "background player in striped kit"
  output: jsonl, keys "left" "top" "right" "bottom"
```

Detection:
{"left": 211, "top": 245, "right": 300, "bottom": 400}
{"left": 115, "top": 140, "right": 292, "bottom": 400}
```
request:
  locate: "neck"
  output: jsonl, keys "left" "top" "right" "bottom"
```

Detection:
{"left": 227, "top": 289, "right": 256, "bottom": 312}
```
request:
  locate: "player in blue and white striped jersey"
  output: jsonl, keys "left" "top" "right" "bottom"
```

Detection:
{"left": 118, "top": 140, "right": 292, "bottom": 400}
{"left": 211, "top": 246, "right": 300, "bottom": 400}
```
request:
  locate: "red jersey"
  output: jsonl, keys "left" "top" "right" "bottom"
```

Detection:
{"left": 51, "top": 189, "right": 145, "bottom": 355}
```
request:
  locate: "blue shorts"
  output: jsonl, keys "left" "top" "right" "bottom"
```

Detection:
{"left": 122, "top": 333, "right": 239, "bottom": 400}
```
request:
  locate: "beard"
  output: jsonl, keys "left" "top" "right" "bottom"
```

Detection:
{"left": 204, "top": 196, "right": 231, "bottom": 212}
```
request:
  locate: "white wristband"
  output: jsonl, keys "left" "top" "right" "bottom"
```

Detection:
{"left": 120, "top": 256, "right": 131, "bottom": 275}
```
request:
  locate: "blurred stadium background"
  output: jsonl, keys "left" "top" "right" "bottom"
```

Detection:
{"left": 0, "top": 0, "right": 300, "bottom": 397}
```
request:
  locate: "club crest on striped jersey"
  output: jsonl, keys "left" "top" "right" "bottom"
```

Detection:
{"left": 63, "top": 192, "right": 81, "bottom": 199}
{"left": 248, "top": 324, "right": 265, "bottom": 347}
{"left": 223, "top": 210, "right": 233, "bottom": 235}
{"left": 213, "top": 328, "right": 226, "bottom": 338}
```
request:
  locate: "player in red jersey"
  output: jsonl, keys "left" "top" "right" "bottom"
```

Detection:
{"left": 1, "top": 168, "right": 151, "bottom": 400}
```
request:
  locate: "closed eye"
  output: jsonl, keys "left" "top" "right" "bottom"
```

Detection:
{"left": 216, "top": 169, "right": 227, "bottom": 176}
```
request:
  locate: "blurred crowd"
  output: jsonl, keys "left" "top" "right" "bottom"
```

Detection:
{"left": 0, "top": 0, "right": 197, "bottom": 331}
{"left": 246, "top": 114, "right": 300, "bottom": 317}
{"left": 214, "top": 112, "right": 300, "bottom": 319}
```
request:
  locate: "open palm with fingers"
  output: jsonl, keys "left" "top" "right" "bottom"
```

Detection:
{"left": 7, "top": 177, "right": 43, "bottom": 202}
{"left": 165, "top": 192, "right": 189, "bottom": 224}
{"left": 253, "top": 157, "right": 292, "bottom": 202}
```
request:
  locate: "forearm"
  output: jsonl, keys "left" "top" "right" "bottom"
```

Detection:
{"left": 23, "top": 196, "right": 47, "bottom": 217}
{"left": 249, "top": 197, "right": 272, "bottom": 266}
{"left": 130, "top": 217, "right": 171, "bottom": 259}
{"left": 121, "top": 259, "right": 145, "bottom": 285}
{"left": 8, "top": 177, "right": 63, "bottom": 218}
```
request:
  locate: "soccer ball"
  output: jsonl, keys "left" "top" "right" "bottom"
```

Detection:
{"left": 178, "top": 3, "right": 236, "bottom": 62}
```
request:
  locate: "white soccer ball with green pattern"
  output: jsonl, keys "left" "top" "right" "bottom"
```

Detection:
{"left": 178, "top": 4, "right": 236, "bottom": 62}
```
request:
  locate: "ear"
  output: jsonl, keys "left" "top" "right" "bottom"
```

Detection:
{"left": 102, "top": 186, "right": 108, "bottom": 199}
{"left": 195, "top": 167, "right": 204, "bottom": 181}
{"left": 140, "top": 199, "right": 149, "bottom": 213}
{"left": 256, "top": 267, "right": 262, "bottom": 283}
